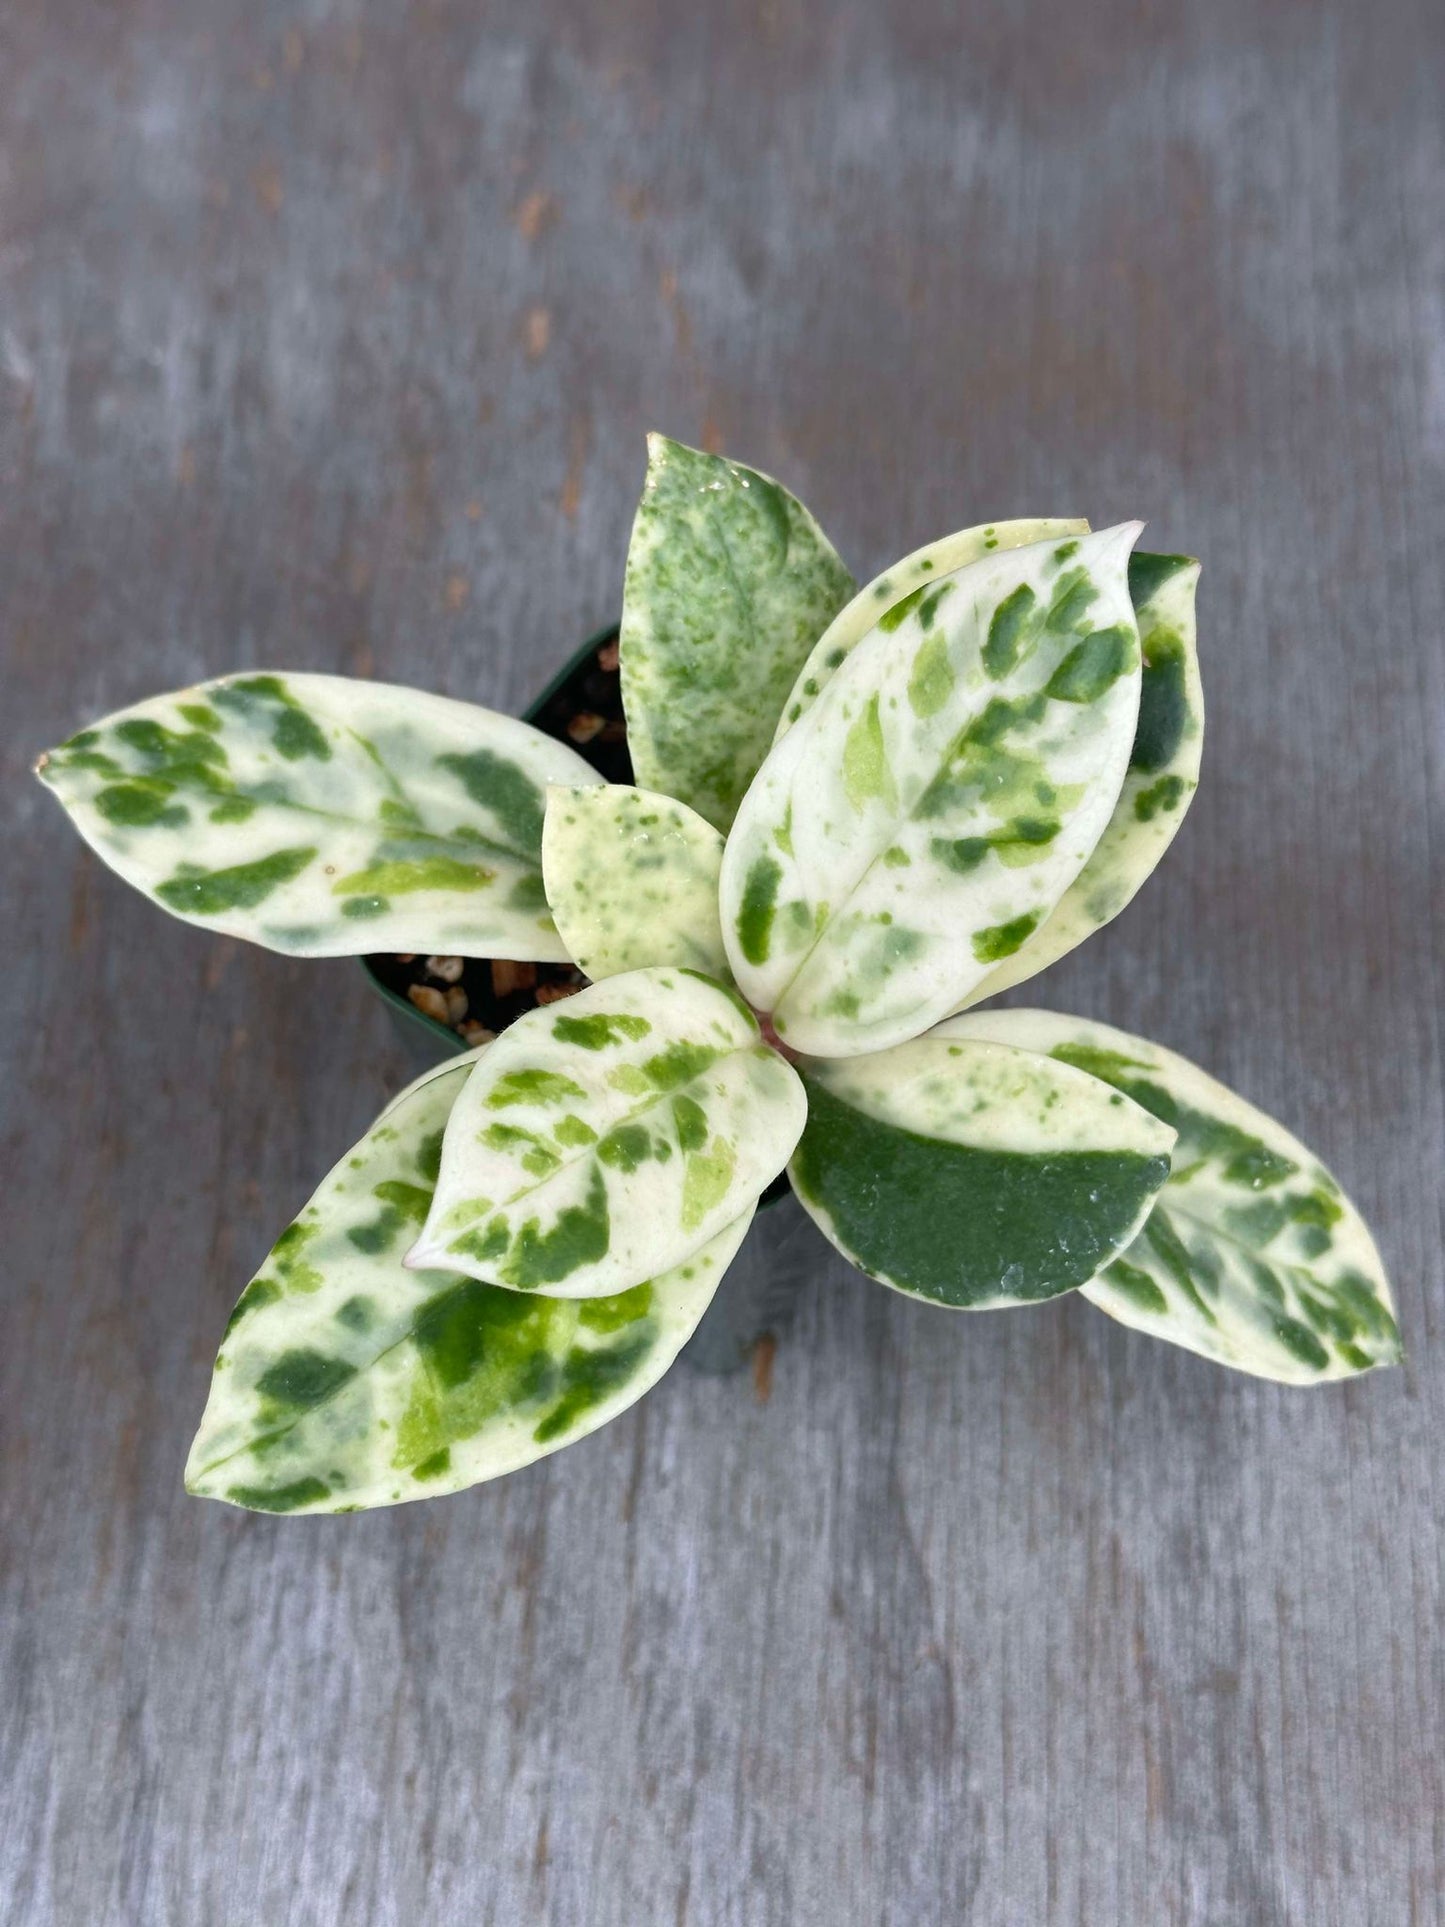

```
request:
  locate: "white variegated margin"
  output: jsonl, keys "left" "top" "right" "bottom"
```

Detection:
{"left": 773, "top": 516, "right": 1091, "bottom": 739}
{"left": 941, "top": 1010, "right": 1402, "bottom": 1383}
{"left": 542, "top": 783, "right": 728, "bottom": 981}
{"left": 412, "top": 967, "right": 806, "bottom": 1298}
{"left": 961, "top": 555, "right": 1204, "bottom": 1004}
{"left": 720, "top": 525, "right": 1144, "bottom": 1058}
{"left": 186, "top": 1056, "right": 752, "bottom": 1514}
{"left": 37, "top": 672, "right": 601, "bottom": 960}
{"left": 789, "top": 1034, "right": 1174, "bottom": 1309}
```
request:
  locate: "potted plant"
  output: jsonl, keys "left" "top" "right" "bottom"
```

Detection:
{"left": 36, "top": 437, "right": 1400, "bottom": 1515}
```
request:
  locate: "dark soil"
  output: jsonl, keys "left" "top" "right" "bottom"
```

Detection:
{"left": 364, "top": 629, "right": 625, "bottom": 1047}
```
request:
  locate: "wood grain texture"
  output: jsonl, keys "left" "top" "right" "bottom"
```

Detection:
{"left": 2, "top": 1, "right": 1442, "bottom": 1921}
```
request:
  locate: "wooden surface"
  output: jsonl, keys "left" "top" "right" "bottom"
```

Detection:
{"left": 3, "top": 3, "right": 1443, "bottom": 1921}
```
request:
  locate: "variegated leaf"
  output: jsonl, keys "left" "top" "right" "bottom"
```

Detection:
{"left": 789, "top": 1033, "right": 1174, "bottom": 1308}
{"left": 719, "top": 525, "right": 1144, "bottom": 1058}
{"left": 619, "top": 435, "right": 855, "bottom": 831}
{"left": 772, "top": 516, "right": 1090, "bottom": 739}
{"left": 960, "top": 552, "right": 1204, "bottom": 1004}
{"left": 185, "top": 1057, "right": 752, "bottom": 1514}
{"left": 36, "top": 672, "right": 601, "bottom": 959}
{"left": 411, "top": 967, "right": 806, "bottom": 1298}
{"left": 541, "top": 783, "right": 729, "bottom": 981}
{"left": 942, "top": 1010, "right": 1401, "bottom": 1383}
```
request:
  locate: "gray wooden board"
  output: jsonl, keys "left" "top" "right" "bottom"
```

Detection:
{"left": 2, "top": 1, "right": 1443, "bottom": 1921}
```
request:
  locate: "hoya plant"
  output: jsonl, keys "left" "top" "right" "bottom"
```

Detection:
{"left": 37, "top": 437, "right": 1401, "bottom": 1515}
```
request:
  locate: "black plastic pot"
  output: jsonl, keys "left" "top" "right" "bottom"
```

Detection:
{"left": 358, "top": 628, "right": 814, "bottom": 1373}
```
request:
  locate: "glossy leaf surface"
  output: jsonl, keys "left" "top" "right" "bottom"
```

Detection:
{"left": 720, "top": 525, "right": 1144, "bottom": 1057}
{"left": 542, "top": 783, "right": 728, "bottom": 981}
{"left": 619, "top": 435, "right": 854, "bottom": 831}
{"left": 186, "top": 1059, "right": 751, "bottom": 1514}
{"left": 962, "top": 552, "right": 1204, "bottom": 1003}
{"left": 773, "top": 516, "right": 1090, "bottom": 738}
{"left": 945, "top": 1010, "right": 1401, "bottom": 1382}
{"left": 37, "top": 672, "right": 601, "bottom": 959}
{"left": 412, "top": 968, "right": 806, "bottom": 1297}
{"left": 790, "top": 1032, "right": 1174, "bottom": 1308}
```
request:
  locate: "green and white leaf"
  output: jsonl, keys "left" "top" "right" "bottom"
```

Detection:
{"left": 542, "top": 783, "right": 729, "bottom": 981}
{"left": 37, "top": 672, "right": 601, "bottom": 960}
{"left": 960, "top": 553, "right": 1204, "bottom": 1005}
{"left": 772, "top": 516, "right": 1090, "bottom": 739}
{"left": 185, "top": 1057, "right": 752, "bottom": 1515}
{"left": 411, "top": 967, "right": 806, "bottom": 1298}
{"left": 943, "top": 1010, "right": 1401, "bottom": 1382}
{"left": 789, "top": 1032, "right": 1174, "bottom": 1308}
{"left": 720, "top": 525, "right": 1144, "bottom": 1058}
{"left": 619, "top": 435, "right": 855, "bottom": 832}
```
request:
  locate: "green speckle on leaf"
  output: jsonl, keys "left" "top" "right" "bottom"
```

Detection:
{"left": 222, "top": 1276, "right": 282, "bottom": 1338}
{"left": 1134, "top": 774, "right": 1188, "bottom": 820}
{"left": 1133, "top": 632, "right": 1189, "bottom": 772}
{"left": 448, "top": 1219, "right": 511, "bottom": 1265}
{"left": 412, "top": 1276, "right": 534, "bottom": 1388}
{"left": 507, "top": 870, "right": 548, "bottom": 912}
{"left": 907, "top": 632, "right": 954, "bottom": 718}
{"left": 933, "top": 817, "right": 1059, "bottom": 875}
{"left": 1223, "top": 1143, "right": 1299, "bottom": 1189}
{"left": 347, "top": 1179, "right": 431, "bottom": 1254}
{"left": 156, "top": 845, "right": 316, "bottom": 915}
{"left": 981, "top": 583, "right": 1037, "bottom": 678}
{"left": 672, "top": 1094, "right": 708, "bottom": 1152}
{"left": 1107, "top": 1259, "right": 1169, "bottom": 1315}
{"left": 877, "top": 585, "right": 926, "bottom": 632}
{"left": 485, "top": 1069, "right": 587, "bottom": 1110}
{"left": 502, "top": 1168, "right": 612, "bottom": 1288}
{"left": 641, "top": 1041, "right": 719, "bottom": 1092}
{"left": 1273, "top": 1316, "right": 1331, "bottom": 1372}
{"left": 333, "top": 855, "right": 495, "bottom": 897}
{"left": 841, "top": 694, "right": 896, "bottom": 813}
{"left": 1046, "top": 625, "right": 1134, "bottom": 703}
{"left": 481, "top": 1124, "right": 562, "bottom": 1179}
{"left": 736, "top": 855, "right": 782, "bottom": 965}
{"left": 579, "top": 1283, "right": 654, "bottom": 1333}
{"left": 93, "top": 782, "right": 188, "bottom": 828}
{"left": 271, "top": 1220, "right": 323, "bottom": 1293}
{"left": 682, "top": 1138, "right": 736, "bottom": 1231}
{"left": 214, "top": 675, "right": 332, "bottom": 764}
{"left": 532, "top": 1335, "right": 653, "bottom": 1443}
{"left": 1044, "top": 567, "right": 1098, "bottom": 633}
{"left": 971, "top": 912, "right": 1040, "bottom": 962}
{"left": 596, "top": 1123, "right": 654, "bottom": 1172}
{"left": 437, "top": 749, "right": 546, "bottom": 855}
{"left": 272, "top": 706, "right": 332, "bottom": 762}
{"left": 224, "top": 1476, "right": 331, "bottom": 1513}
{"left": 1128, "top": 551, "right": 1193, "bottom": 608}
{"left": 208, "top": 795, "right": 257, "bottom": 824}
{"left": 551, "top": 1012, "right": 652, "bottom": 1051}
{"left": 255, "top": 1348, "right": 357, "bottom": 1410}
